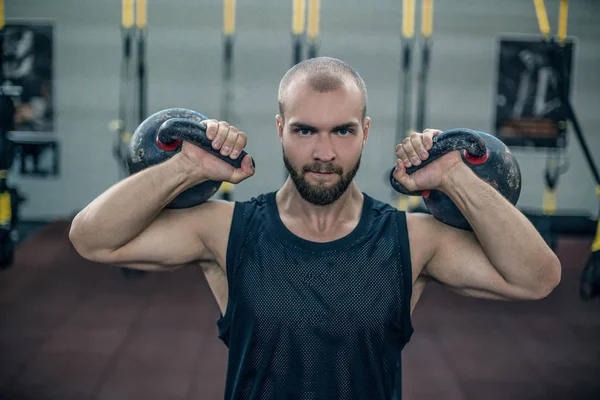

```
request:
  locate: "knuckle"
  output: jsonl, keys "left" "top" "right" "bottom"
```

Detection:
{"left": 410, "top": 132, "right": 420, "bottom": 139}
{"left": 225, "top": 130, "right": 238, "bottom": 143}
{"left": 217, "top": 128, "right": 229, "bottom": 138}
{"left": 237, "top": 134, "right": 247, "bottom": 147}
{"left": 402, "top": 137, "right": 410, "bottom": 144}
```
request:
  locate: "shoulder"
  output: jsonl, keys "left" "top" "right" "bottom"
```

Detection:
{"left": 230, "top": 192, "right": 274, "bottom": 222}
{"left": 363, "top": 193, "right": 399, "bottom": 218}
{"left": 193, "top": 192, "right": 272, "bottom": 267}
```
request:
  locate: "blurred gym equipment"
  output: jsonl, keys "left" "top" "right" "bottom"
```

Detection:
{"left": 0, "top": 0, "right": 25, "bottom": 270}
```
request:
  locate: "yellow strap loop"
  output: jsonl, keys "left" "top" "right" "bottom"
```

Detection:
{"left": 402, "top": 0, "right": 415, "bottom": 39}
{"left": 542, "top": 188, "right": 557, "bottom": 215}
{"left": 408, "top": 196, "right": 420, "bottom": 211}
{"left": 558, "top": 0, "right": 568, "bottom": 45}
{"left": 292, "top": 0, "right": 306, "bottom": 35}
{"left": 421, "top": 0, "right": 433, "bottom": 38}
{"left": 136, "top": 0, "right": 147, "bottom": 29}
{"left": 0, "top": 0, "right": 5, "bottom": 30}
{"left": 592, "top": 219, "right": 600, "bottom": 252}
{"left": 533, "top": 0, "right": 551, "bottom": 38}
{"left": 0, "top": 191, "right": 11, "bottom": 226}
{"left": 307, "top": 0, "right": 320, "bottom": 40}
{"left": 224, "top": 0, "right": 236, "bottom": 35}
{"left": 122, "top": 0, "right": 134, "bottom": 28}
{"left": 396, "top": 196, "right": 409, "bottom": 212}
{"left": 221, "top": 182, "right": 234, "bottom": 193}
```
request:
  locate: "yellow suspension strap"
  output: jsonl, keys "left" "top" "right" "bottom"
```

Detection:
{"left": 120, "top": 0, "right": 151, "bottom": 280}
{"left": 581, "top": 185, "right": 600, "bottom": 300}
{"left": 394, "top": 0, "right": 415, "bottom": 212}
{"left": 220, "top": 0, "right": 236, "bottom": 123}
{"left": 533, "top": 0, "right": 551, "bottom": 40}
{"left": 536, "top": 0, "right": 569, "bottom": 218}
{"left": 218, "top": 0, "right": 237, "bottom": 202}
{"left": 306, "top": 0, "right": 320, "bottom": 59}
{"left": 558, "top": 0, "right": 568, "bottom": 46}
{"left": 291, "top": 0, "right": 306, "bottom": 66}
{"left": 0, "top": 0, "right": 4, "bottom": 30}
{"left": 0, "top": 2, "right": 9, "bottom": 229}
{"left": 0, "top": 171, "right": 11, "bottom": 228}
{"left": 111, "top": 0, "right": 136, "bottom": 178}
{"left": 416, "top": 0, "right": 433, "bottom": 133}
{"left": 409, "top": 0, "right": 434, "bottom": 212}
{"left": 136, "top": 0, "right": 147, "bottom": 125}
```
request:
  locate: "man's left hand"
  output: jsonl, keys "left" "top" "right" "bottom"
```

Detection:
{"left": 392, "top": 128, "right": 464, "bottom": 192}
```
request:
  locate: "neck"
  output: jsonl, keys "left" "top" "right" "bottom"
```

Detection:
{"left": 276, "top": 178, "right": 364, "bottom": 235}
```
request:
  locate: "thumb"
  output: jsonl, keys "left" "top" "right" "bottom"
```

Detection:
{"left": 228, "top": 154, "right": 255, "bottom": 184}
{"left": 392, "top": 160, "right": 418, "bottom": 192}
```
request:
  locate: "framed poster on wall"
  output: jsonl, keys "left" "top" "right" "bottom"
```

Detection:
{"left": 493, "top": 35, "right": 574, "bottom": 149}
{"left": 2, "top": 20, "right": 58, "bottom": 177}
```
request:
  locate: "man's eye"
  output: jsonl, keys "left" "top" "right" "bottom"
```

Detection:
{"left": 338, "top": 129, "right": 351, "bottom": 136}
{"left": 295, "top": 129, "right": 312, "bottom": 136}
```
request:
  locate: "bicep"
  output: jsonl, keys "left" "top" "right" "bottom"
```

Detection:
{"left": 100, "top": 200, "right": 233, "bottom": 268}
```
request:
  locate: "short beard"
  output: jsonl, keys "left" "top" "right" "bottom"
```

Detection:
{"left": 283, "top": 148, "right": 361, "bottom": 206}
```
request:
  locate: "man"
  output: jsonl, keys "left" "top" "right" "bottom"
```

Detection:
{"left": 69, "top": 57, "right": 561, "bottom": 399}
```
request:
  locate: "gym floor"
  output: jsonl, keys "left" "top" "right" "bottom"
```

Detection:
{"left": 0, "top": 220, "right": 598, "bottom": 400}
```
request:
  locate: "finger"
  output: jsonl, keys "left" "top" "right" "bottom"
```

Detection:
{"left": 220, "top": 126, "right": 239, "bottom": 156}
{"left": 230, "top": 132, "right": 247, "bottom": 159}
{"left": 212, "top": 121, "right": 230, "bottom": 150}
{"left": 229, "top": 154, "right": 255, "bottom": 183}
{"left": 404, "top": 133, "right": 421, "bottom": 166}
{"left": 410, "top": 132, "right": 429, "bottom": 161}
{"left": 392, "top": 159, "right": 417, "bottom": 192}
{"left": 422, "top": 130, "right": 434, "bottom": 152}
{"left": 395, "top": 141, "right": 411, "bottom": 168}
{"left": 422, "top": 129, "right": 442, "bottom": 151}
{"left": 203, "top": 119, "right": 219, "bottom": 140}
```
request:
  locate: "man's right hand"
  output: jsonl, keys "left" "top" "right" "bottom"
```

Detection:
{"left": 177, "top": 119, "right": 255, "bottom": 184}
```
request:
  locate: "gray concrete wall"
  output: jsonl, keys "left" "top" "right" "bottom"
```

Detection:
{"left": 5, "top": 0, "right": 600, "bottom": 220}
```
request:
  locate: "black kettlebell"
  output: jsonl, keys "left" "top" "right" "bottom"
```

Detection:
{"left": 127, "top": 108, "right": 254, "bottom": 208}
{"left": 389, "top": 128, "right": 522, "bottom": 230}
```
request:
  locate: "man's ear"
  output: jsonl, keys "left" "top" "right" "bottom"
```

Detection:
{"left": 363, "top": 116, "right": 371, "bottom": 145}
{"left": 276, "top": 114, "right": 284, "bottom": 141}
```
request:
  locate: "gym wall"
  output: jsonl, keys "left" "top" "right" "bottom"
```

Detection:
{"left": 5, "top": 0, "right": 599, "bottom": 221}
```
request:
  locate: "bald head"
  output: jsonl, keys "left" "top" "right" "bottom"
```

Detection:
{"left": 277, "top": 57, "right": 368, "bottom": 122}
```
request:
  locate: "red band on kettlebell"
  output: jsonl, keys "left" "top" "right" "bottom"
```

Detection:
{"left": 463, "top": 149, "right": 489, "bottom": 165}
{"left": 156, "top": 137, "right": 182, "bottom": 151}
{"left": 422, "top": 190, "right": 431, "bottom": 199}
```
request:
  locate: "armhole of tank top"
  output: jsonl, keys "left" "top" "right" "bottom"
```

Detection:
{"left": 217, "top": 200, "right": 247, "bottom": 332}
{"left": 396, "top": 210, "right": 415, "bottom": 346}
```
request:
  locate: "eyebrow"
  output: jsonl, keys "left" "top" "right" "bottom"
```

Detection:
{"left": 289, "top": 121, "right": 359, "bottom": 131}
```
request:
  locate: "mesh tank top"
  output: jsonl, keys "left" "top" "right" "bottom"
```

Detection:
{"left": 217, "top": 191, "right": 414, "bottom": 400}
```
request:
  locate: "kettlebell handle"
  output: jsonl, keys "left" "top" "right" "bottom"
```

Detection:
{"left": 156, "top": 118, "right": 254, "bottom": 169}
{"left": 389, "top": 128, "right": 488, "bottom": 196}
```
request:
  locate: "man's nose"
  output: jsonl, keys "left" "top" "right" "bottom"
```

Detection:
{"left": 313, "top": 133, "right": 336, "bottom": 162}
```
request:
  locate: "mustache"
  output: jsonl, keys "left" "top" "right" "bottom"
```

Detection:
{"left": 302, "top": 163, "right": 343, "bottom": 175}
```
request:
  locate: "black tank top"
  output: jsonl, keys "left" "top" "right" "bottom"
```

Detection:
{"left": 217, "top": 191, "right": 414, "bottom": 400}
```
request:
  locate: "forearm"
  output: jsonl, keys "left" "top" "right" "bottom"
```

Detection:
{"left": 70, "top": 155, "right": 202, "bottom": 255}
{"left": 440, "top": 164, "right": 561, "bottom": 290}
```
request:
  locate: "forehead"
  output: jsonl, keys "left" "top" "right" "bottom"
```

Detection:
{"left": 283, "top": 78, "right": 363, "bottom": 125}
